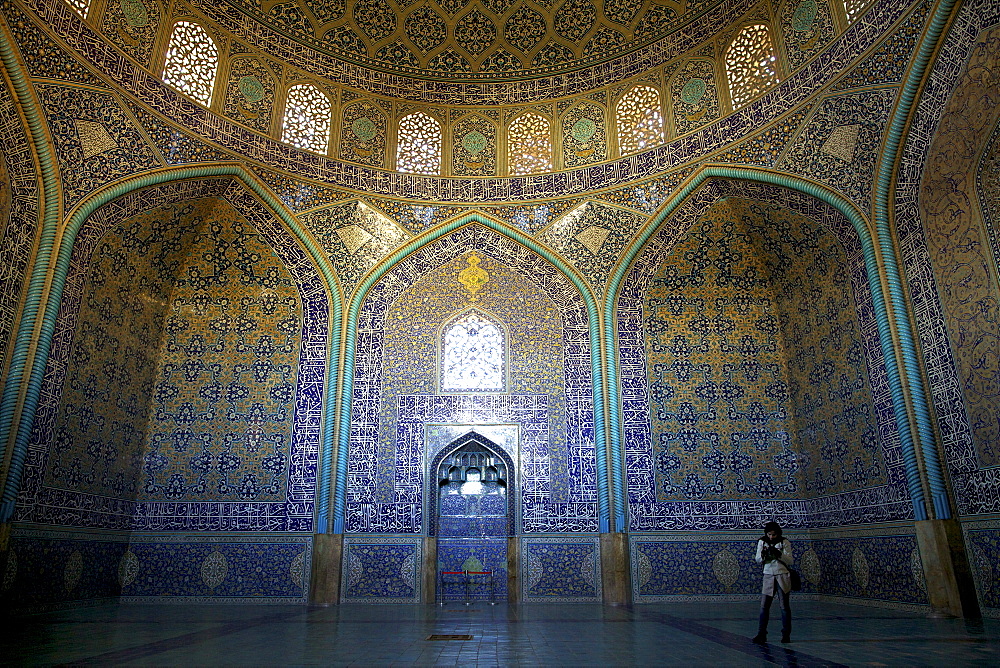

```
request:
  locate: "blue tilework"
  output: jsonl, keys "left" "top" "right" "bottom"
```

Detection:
{"left": 521, "top": 536, "right": 601, "bottom": 602}
{"left": 966, "top": 524, "right": 1000, "bottom": 613}
{"left": 121, "top": 536, "right": 310, "bottom": 602}
{"left": 617, "top": 180, "right": 910, "bottom": 531}
{"left": 0, "top": 531, "right": 128, "bottom": 610}
{"left": 437, "top": 538, "right": 508, "bottom": 601}
{"left": 17, "top": 179, "right": 329, "bottom": 533}
{"left": 341, "top": 537, "right": 422, "bottom": 603}
{"left": 632, "top": 536, "right": 766, "bottom": 599}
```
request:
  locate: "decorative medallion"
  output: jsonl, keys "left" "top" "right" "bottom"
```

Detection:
{"left": 910, "top": 548, "right": 926, "bottom": 594}
{"left": 120, "top": 0, "right": 149, "bottom": 27}
{"left": 2, "top": 550, "right": 16, "bottom": 592}
{"left": 402, "top": 552, "right": 417, "bottom": 589}
{"left": 64, "top": 550, "right": 83, "bottom": 592}
{"left": 571, "top": 117, "right": 598, "bottom": 142}
{"left": 462, "top": 130, "right": 487, "bottom": 155}
{"left": 462, "top": 555, "right": 485, "bottom": 572}
{"left": 799, "top": 548, "right": 821, "bottom": 584}
{"left": 202, "top": 550, "right": 228, "bottom": 589}
{"left": 457, "top": 253, "right": 489, "bottom": 301}
{"left": 712, "top": 548, "right": 740, "bottom": 589}
{"left": 118, "top": 550, "right": 140, "bottom": 587}
{"left": 238, "top": 75, "right": 265, "bottom": 103}
{"left": 680, "top": 78, "right": 707, "bottom": 105}
{"left": 792, "top": 0, "right": 818, "bottom": 31}
{"left": 352, "top": 116, "right": 377, "bottom": 141}
{"left": 290, "top": 550, "right": 306, "bottom": 585}
{"left": 851, "top": 547, "right": 869, "bottom": 591}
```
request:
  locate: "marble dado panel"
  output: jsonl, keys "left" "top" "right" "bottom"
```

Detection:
{"left": 17, "top": 179, "right": 330, "bottom": 533}
{"left": 521, "top": 535, "right": 601, "bottom": 602}
{"left": 341, "top": 536, "right": 423, "bottom": 603}
{"left": 437, "top": 539, "right": 508, "bottom": 602}
{"left": 8, "top": 0, "right": 917, "bottom": 201}
{"left": 618, "top": 180, "right": 910, "bottom": 531}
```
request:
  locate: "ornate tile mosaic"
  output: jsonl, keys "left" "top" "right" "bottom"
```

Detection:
{"left": 713, "top": 106, "right": 812, "bottom": 167}
{"left": 339, "top": 100, "right": 387, "bottom": 169}
{"left": 248, "top": 166, "right": 354, "bottom": 213}
{"left": 100, "top": 0, "right": 161, "bottom": 68}
{"left": 778, "top": 89, "right": 897, "bottom": 211}
{"left": 964, "top": 520, "right": 1000, "bottom": 615}
{"left": 536, "top": 201, "right": 647, "bottom": 292}
{"left": 671, "top": 59, "right": 721, "bottom": 136}
{"left": 451, "top": 114, "right": 497, "bottom": 177}
{"left": 341, "top": 537, "right": 422, "bottom": 603}
{"left": 348, "top": 225, "right": 597, "bottom": 535}
{"left": 618, "top": 180, "right": 909, "bottom": 531}
{"left": 1, "top": 529, "right": 129, "bottom": 611}
{"left": 18, "top": 179, "right": 329, "bottom": 533}
{"left": 222, "top": 57, "right": 276, "bottom": 135}
{"left": 36, "top": 84, "right": 162, "bottom": 208}
{"left": 128, "top": 103, "right": 229, "bottom": 165}
{"left": 521, "top": 536, "right": 601, "bottom": 602}
{"left": 779, "top": 0, "right": 835, "bottom": 70}
{"left": 366, "top": 199, "right": 471, "bottom": 234}
{"left": 832, "top": 0, "right": 930, "bottom": 91}
{"left": 561, "top": 102, "right": 607, "bottom": 169}
{"left": 121, "top": 534, "right": 311, "bottom": 602}
{"left": 4, "top": 5, "right": 107, "bottom": 87}
{"left": 297, "top": 200, "right": 410, "bottom": 296}
{"left": 478, "top": 200, "right": 582, "bottom": 235}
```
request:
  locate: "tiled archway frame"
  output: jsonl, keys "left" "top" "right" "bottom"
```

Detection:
{"left": 613, "top": 177, "right": 912, "bottom": 531}
{"left": 339, "top": 220, "right": 604, "bottom": 534}
{"left": 14, "top": 173, "right": 337, "bottom": 532}
{"left": 605, "top": 166, "right": 931, "bottom": 531}
{"left": 892, "top": 0, "right": 1000, "bottom": 517}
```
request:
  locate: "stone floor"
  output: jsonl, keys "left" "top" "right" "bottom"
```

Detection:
{"left": 5, "top": 600, "right": 999, "bottom": 666}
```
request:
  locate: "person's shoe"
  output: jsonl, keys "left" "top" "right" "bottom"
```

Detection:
{"left": 752, "top": 634, "right": 767, "bottom": 644}
{"left": 781, "top": 634, "right": 791, "bottom": 643}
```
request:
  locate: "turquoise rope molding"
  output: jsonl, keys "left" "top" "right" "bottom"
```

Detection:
{"left": 332, "top": 213, "right": 613, "bottom": 534}
{"left": 0, "top": 163, "right": 345, "bottom": 528}
{"left": 604, "top": 165, "right": 931, "bottom": 530}
{"left": 873, "top": 0, "right": 958, "bottom": 521}
{"left": 0, "top": 23, "right": 62, "bottom": 522}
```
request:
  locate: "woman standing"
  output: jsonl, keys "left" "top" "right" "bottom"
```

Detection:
{"left": 752, "top": 521, "right": 793, "bottom": 644}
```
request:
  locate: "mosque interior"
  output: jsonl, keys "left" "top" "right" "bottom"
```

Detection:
{"left": 0, "top": 0, "right": 998, "bottom": 624}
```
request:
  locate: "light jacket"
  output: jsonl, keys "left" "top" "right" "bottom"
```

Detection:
{"left": 755, "top": 538, "right": 793, "bottom": 575}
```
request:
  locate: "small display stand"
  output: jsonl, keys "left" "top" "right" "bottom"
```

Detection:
{"left": 438, "top": 570, "right": 496, "bottom": 605}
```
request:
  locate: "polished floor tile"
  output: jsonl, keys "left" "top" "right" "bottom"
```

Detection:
{"left": 4, "top": 600, "right": 998, "bottom": 666}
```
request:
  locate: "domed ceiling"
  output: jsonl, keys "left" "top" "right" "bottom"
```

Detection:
{"left": 240, "top": 0, "right": 722, "bottom": 80}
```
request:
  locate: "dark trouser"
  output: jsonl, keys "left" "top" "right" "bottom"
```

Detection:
{"left": 757, "top": 590, "right": 791, "bottom": 639}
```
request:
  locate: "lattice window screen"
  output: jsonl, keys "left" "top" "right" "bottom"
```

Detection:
{"left": 508, "top": 113, "right": 552, "bottom": 175}
{"left": 282, "top": 84, "right": 332, "bottom": 153}
{"left": 616, "top": 85, "right": 663, "bottom": 155}
{"left": 725, "top": 24, "right": 779, "bottom": 109}
{"left": 843, "top": 0, "right": 872, "bottom": 23}
{"left": 162, "top": 21, "right": 218, "bottom": 105}
{"left": 65, "top": 0, "right": 90, "bottom": 18}
{"left": 397, "top": 112, "right": 442, "bottom": 175}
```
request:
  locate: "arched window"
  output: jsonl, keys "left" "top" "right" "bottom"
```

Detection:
{"left": 843, "top": 0, "right": 871, "bottom": 23}
{"left": 396, "top": 112, "right": 442, "bottom": 175}
{"left": 66, "top": 0, "right": 91, "bottom": 18}
{"left": 162, "top": 21, "right": 218, "bottom": 105}
{"left": 725, "top": 24, "right": 779, "bottom": 108}
{"left": 440, "top": 310, "right": 505, "bottom": 392}
{"left": 616, "top": 85, "right": 663, "bottom": 155}
{"left": 508, "top": 112, "right": 552, "bottom": 175}
{"left": 281, "top": 84, "right": 332, "bottom": 153}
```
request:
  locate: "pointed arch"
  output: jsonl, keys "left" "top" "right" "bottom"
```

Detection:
{"left": 0, "top": 163, "right": 343, "bottom": 528}
{"left": 334, "top": 212, "right": 609, "bottom": 534}
{"left": 604, "top": 165, "right": 930, "bottom": 532}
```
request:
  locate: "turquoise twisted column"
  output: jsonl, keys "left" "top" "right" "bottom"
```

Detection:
{"left": 331, "top": 214, "right": 612, "bottom": 534}
{"left": 0, "top": 26, "right": 63, "bottom": 522}
{"left": 0, "top": 162, "right": 343, "bottom": 529}
{"left": 603, "top": 166, "right": 930, "bottom": 530}
{"left": 873, "top": 0, "right": 960, "bottom": 521}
